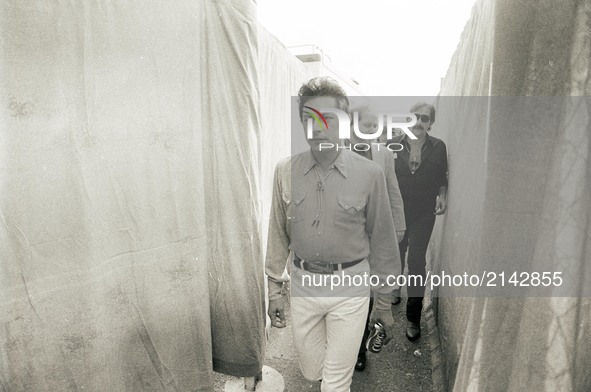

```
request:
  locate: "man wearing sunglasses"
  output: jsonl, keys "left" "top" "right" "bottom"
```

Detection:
{"left": 389, "top": 102, "right": 448, "bottom": 341}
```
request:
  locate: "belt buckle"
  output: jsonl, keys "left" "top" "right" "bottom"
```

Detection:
{"left": 306, "top": 261, "right": 334, "bottom": 274}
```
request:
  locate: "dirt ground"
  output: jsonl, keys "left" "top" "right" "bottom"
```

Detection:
{"left": 214, "top": 297, "right": 433, "bottom": 392}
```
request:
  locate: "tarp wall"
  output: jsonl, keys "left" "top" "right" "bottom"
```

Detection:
{"left": 433, "top": 0, "right": 591, "bottom": 391}
{"left": 256, "top": 26, "right": 313, "bottom": 252}
{"left": 0, "top": 0, "right": 307, "bottom": 390}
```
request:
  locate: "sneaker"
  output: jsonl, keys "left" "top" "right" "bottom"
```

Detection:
{"left": 366, "top": 323, "right": 386, "bottom": 353}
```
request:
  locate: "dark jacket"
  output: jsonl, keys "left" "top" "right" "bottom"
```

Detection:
{"left": 390, "top": 134, "right": 448, "bottom": 215}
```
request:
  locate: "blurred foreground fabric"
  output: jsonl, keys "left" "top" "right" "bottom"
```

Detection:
{"left": 0, "top": 1, "right": 311, "bottom": 391}
{"left": 432, "top": 0, "right": 591, "bottom": 391}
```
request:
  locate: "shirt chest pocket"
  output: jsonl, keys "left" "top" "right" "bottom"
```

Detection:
{"left": 285, "top": 191, "right": 307, "bottom": 224}
{"left": 335, "top": 195, "right": 367, "bottom": 230}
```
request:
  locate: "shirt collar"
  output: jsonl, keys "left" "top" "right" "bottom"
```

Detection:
{"left": 303, "top": 150, "right": 348, "bottom": 178}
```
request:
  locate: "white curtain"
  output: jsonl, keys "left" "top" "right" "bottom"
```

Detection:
{"left": 0, "top": 1, "right": 271, "bottom": 390}
{"left": 433, "top": 0, "right": 591, "bottom": 391}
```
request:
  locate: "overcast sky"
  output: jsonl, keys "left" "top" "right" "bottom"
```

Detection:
{"left": 257, "top": 0, "right": 477, "bottom": 96}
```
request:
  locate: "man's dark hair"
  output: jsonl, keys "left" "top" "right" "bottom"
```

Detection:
{"left": 298, "top": 77, "right": 349, "bottom": 120}
{"left": 410, "top": 102, "right": 436, "bottom": 124}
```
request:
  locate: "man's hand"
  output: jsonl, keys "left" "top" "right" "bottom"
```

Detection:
{"left": 268, "top": 297, "right": 287, "bottom": 328}
{"left": 396, "top": 230, "right": 405, "bottom": 244}
{"left": 369, "top": 296, "right": 394, "bottom": 345}
{"left": 434, "top": 195, "right": 447, "bottom": 215}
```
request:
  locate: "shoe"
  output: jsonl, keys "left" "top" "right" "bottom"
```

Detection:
{"left": 392, "top": 296, "right": 401, "bottom": 305}
{"left": 355, "top": 353, "right": 367, "bottom": 371}
{"left": 406, "top": 321, "right": 421, "bottom": 341}
{"left": 365, "top": 323, "right": 386, "bottom": 353}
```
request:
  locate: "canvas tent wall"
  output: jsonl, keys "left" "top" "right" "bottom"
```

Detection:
{"left": 432, "top": 0, "right": 591, "bottom": 391}
{"left": 0, "top": 1, "right": 310, "bottom": 391}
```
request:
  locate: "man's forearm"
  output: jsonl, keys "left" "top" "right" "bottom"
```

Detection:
{"left": 265, "top": 162, "right": 290, "bottom": 300}
{"left": 267, "top": 277, "right": 287, "bottom": 300}
{"left": 438, "top": 185, "right": 447, "bottom": 198}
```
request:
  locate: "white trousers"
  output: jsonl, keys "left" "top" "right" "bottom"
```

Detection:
{"left": 290, "top": 261, "right": 370, "bottom": 392}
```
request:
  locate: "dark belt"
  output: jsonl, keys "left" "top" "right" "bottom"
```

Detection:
{"left": 293, "top": 254, "right": 364, "bottom": 274}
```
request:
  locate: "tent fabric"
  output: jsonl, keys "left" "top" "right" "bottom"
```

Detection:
{"left": 201, "top": 0, "right": 264, "bottom": 379}
{"left": 256, "top": 26, "right": 314, "bottom": 252}
{"left": 433, "top": 0, "right": 591, "bottom": 391}
{"left": 0, "top": 0, "right": 278, "bottom": 390}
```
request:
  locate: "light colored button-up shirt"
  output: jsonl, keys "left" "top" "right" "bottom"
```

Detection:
{"left": 265, "top": 149, "right": 401, "bottom": 299}
{"left": 368, "top": 145, "right": 406, "bottom": 233}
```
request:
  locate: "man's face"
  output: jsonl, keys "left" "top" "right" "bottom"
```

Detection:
{"left": 410, "top": 106, "right": 432, "bottom": 139}
{"left": 301, "top": 96, "right": 341, "bottom": 151}
{"left": 350, "top": 111, "right": 379, "bottom": 144}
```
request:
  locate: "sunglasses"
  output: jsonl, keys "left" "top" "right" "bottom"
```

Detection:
{"left": 412, "top": 113, "right": 431, "bottom": 123}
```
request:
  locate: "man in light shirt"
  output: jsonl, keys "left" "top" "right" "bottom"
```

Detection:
{"left": 265, "top": 77, "right": 401, "bottom": 391}
{"left": 346, "top": 104, "right": 406, "bottom": 371}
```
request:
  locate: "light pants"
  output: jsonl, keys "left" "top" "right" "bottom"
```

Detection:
{"left": 291, "top": 296, "right": 369, "bottom": 391}
{"left": 290, "top": 261, "right": 371, "bottom": 392}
